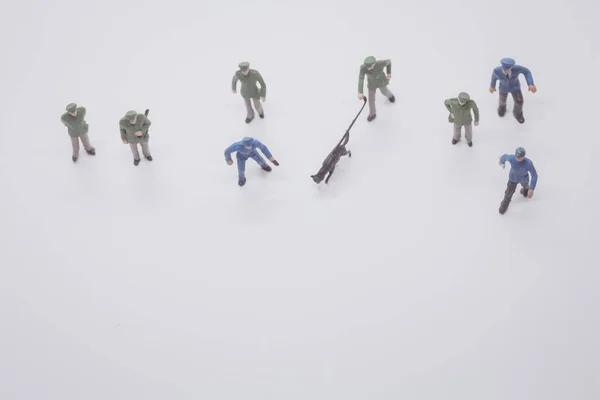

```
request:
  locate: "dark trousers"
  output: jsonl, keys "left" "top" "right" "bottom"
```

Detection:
{"left": 500, "top": 180, "right": 529, "bottom": 211}
{"left": 236, "top": 151, "right": 266, "bottom": 179}
{"left": 499, "top": 90, "right": 524, "bottom": 118}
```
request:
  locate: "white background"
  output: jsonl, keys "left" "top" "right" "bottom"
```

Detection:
{"left": 1, "top": 0, "right": 599, "bottom": 399}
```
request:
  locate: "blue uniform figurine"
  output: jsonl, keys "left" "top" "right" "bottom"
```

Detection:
{"left": 489, "top": 58, "right": 537, "bottom": 123}
{"left": 224, "top": 136, "right": 279, "bottom": 186}
{"left": 498, "top": 147, "right": 538, "bottom": 214}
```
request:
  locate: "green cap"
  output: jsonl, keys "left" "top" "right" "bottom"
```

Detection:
{"left": 238, "top": 62, "right": 250, "bottom": 71}
{"left": 458, "top": 92, "right": 470, "bottom": 101}
{"left": 125, "top": 110, "right": 137, "bottom": 121}
{"left": 364, "top": 56, "right": 376, "bottom": 66}
{"left": 66, "top": 103, "right": 77, "bottom": 112}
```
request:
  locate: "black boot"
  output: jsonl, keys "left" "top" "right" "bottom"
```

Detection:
{"left": 367, "top": 114, "right": 376, "bottom": 122}
{"left": 72, "top": 156, "right": 78, "bottom": 162}
{"left": 259, "top": 113, "right": 264, "bottom": 119}
{"left": 145, "top": 155, "right": 153, "bottom": 161}
{"left": 515, "top": 113, "right": 525, "bottom": 123}
{"left": 262, "top": 165, "right": 272, "bottom": 172}
{"left": 86, "top": 148, "right": 95, "bottom": 155}
{"left": 238, "top": 178, "right": 246, "bottom": 186}
{"left": 245, "top": 115, "right": 254, "bottom": 124}
{"left": 311, "top": 174, "right": 323, "bottom": 184}
{"left": 134, "top": 158, "right": 140, "bottom": 166}
{"left": 452, "top": 139, "right": 458, "bottom": 145}
{"left": 468, "top": 142, "right": 473, "bottom": 147}
{"left": 389, "top": 96, "right": 395, "bottom": 103}
{"left": 498, "top": 106, "right": 506, "bottom": 117}
{"left": 499, "top": 201, "right": 509, "bottom": 214}
{"left": 348, "top": 150, "right": 352, "bottom": 157}
{"left": 520, "top": 188, "right": 528, "bottom": 197}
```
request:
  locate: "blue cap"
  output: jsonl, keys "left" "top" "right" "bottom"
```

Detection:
{"left": 515, "top": 147, "right": 526, "bottom": 157}
{"left": 242, "top": 137, "right": 254, "bottom": 146}
{"left": 501, "top": 57, "right": 515, "bottom": 70}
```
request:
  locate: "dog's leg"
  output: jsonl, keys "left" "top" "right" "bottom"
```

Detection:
{"left": 325, "top": 166, "right": 335, "bottom": 183}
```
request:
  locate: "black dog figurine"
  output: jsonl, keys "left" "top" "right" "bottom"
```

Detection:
{"left": 311, "top": 140, "right": 351, "bottom": 184}
{"left": 311, "top": 97, "right": 366, "bottom": 184}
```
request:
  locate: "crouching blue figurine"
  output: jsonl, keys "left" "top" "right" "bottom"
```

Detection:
{"left": 498, "top": 147, "right": 538, "bottom": 215}
{"left": 224, "top": 136, "right": 279, "bottom": 186}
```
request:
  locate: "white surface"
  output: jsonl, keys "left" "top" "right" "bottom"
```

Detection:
{"left": 1, "top": 0, "right": 599, "bottom": 399}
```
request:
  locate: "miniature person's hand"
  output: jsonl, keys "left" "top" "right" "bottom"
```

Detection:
{"left": 123, "top": 140, "right": 128, "bottom": 144}
{"left": 474, "top": 121, "right": 479, "bottom": 126}
{"left": 450, "top": 113, "right": 455, "bottom": 119}
{"left": 489, "top": 87, "right": 496, "bottom": 93}
{"left": 527, "top": 189, "right": 534, "bottom": 198}
{"left": 358, "top": 93, "right": 364, "bottom": 100}
{"left": 386, "top": 74, "right": 391, "bottom": 79}
{"left": 227, "top": 160, "right": 233, "bottom": 165}
{"left": 528, "top": 85, "right": 537, "bottom": 93}
{"left": 135, "top": 131, "right": 142, "bottom": 137}
{"left": 232, "top": 90, "right": 237, "bottom": 94}
{"left": 260, "top": 97, "right": 265, "bottom": 101}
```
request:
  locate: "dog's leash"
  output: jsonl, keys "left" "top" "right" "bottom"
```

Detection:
{"left": 335, "top": 96, "right": 367, "bottom": 149}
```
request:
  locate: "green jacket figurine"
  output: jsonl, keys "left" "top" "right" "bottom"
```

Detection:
{"left": 61, "top": 103, "right": 89, "bottom": 138}
{"left": 232, "top": 62, "right": 266, "bottom": 99}
{"left": 61, "top": 102, "right": 95, "bottom": 161}
{"left": 120, "top": 110, "right": 151, "bottom": 144}
{"left": 358, "top": 57, "right": 391, "bottom": 94}
{"left": 444, "top": 93, "right": 480, "bottom": 126}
